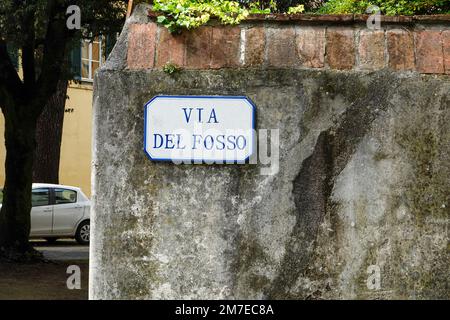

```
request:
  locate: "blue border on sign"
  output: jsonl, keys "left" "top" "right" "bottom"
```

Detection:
{"left": 143, "top": 95, "right": 257, "bottom": 164}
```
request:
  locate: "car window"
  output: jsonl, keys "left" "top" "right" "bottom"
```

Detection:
{"left": 32, "top": 188, "right": 50, "bottom": 207}
{"left": 54, "top": 188, "right": 77, "bottom": 204}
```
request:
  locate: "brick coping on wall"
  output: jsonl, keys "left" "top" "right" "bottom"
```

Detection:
{"left": 126, "top": 11, "right": 450, "bottom": 74}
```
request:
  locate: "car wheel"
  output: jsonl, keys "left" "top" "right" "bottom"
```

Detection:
{"left": 75, "top": 220, "right": 90, "bottom": 245}
{"left": 45, "top": 238, "right": 58, "bottom": 244}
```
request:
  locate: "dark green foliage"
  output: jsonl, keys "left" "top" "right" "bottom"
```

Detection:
{"left": 0, "top": 1, "right": 126, "bottom": 80}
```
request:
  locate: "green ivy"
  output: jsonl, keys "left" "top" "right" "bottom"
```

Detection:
{"left": 154, "top": 0, "right": 250, "bottom": 33}
{"left": 319, "top": 0, "right": 450, "bottom": 15}
{"left": 153, "top": 0, "right": 449, "bottom": 33}
{"left": 154, "top": 0, "right": 307, "bottom": 32}
{"left": 287, "top": 4, "right": 305, "bottom": 14}
{"left": 246, "top": 0, "right": 277, "bottom": 14}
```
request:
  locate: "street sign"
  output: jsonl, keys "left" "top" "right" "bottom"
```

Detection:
{"left": 144, "top": 95, "right": 256, "bottom": 163}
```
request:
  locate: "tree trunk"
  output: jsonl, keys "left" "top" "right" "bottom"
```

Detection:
{"left": 33, "top": 80, "right": 68, "bottom": 184}
{"left": 0, "top": 111, "right": 37, "bottom": 256}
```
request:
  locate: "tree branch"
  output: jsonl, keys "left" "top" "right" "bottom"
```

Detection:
{"left": 33, "top": 1, "right": 69, "bottom": 117}
{"left": 21, "top": 10, "right": 36, "bottom": 93}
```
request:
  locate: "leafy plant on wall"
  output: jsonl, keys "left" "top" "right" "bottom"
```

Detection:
{"left": 319, "top": 0, "right": 450, "bottom": 15}
{"left": 153, "top": 0, "right": 305, "bottom": 33}
{"left": 154, "top": 0, "right": 250, "bottom": 33}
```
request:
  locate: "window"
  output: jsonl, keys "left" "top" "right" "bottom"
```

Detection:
{"left": 81, "top": 36, "right": 104, "bottom": 81}
{"left": 54, "top": 189, "right": 77, "bottom": 205}
{"left": 32, "top": 188, "right": 50, "bottom": 207}
{"left": 71, "top": 34, "right": 117, "bottom": 81}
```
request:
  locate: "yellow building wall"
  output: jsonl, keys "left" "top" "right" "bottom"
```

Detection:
{"left": 0, "top": 82, "right": 93, "bottom": 197}
{"left": 59, "top": 83, "right": 93, "bottom": 196}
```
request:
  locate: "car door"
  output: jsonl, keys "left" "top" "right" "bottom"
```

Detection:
{"left": 30, "top": 188, "right": 53, "bottom": 236}
{"left": 52, "top": 188, "right": 84, "bottom": 235}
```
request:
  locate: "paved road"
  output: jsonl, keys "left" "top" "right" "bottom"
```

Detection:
{"left": 31, "top": 239, "right": 89, "bottom": 261}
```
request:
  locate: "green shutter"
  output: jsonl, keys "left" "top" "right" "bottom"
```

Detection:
{"left": 70, "top": 44, "right": 81, "bottom": 80}
{"left": 7, "top": 45, "right": 19, "bottom": 70}
{"left": 105, "top": 34, "right": 117, "bottom": 59}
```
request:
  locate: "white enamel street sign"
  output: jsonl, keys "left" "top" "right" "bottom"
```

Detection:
{"left": 144, "top": 95, "right": 256, "bottom": 163}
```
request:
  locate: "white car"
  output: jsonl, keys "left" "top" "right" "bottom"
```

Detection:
{"left": 1, "top": 183, "right": 91, "bottom": 245}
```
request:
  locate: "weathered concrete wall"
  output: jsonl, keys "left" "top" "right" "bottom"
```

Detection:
{"left": 90, "top": 4, "right": 450, "bottom": 299}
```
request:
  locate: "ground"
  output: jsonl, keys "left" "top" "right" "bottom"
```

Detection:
{"left": 0, "top": 239, "right": 88, "bottom": 300}
{"left": 34, "top": 239, "right": 89, "bottom": 260}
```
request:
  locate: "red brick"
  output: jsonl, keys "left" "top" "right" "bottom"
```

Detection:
{"left": 415, "top": 30, "right": 444, "bottom": 74}
{"left": 127, "top": 23, "right": 157, "bottom": 69}
{"left": 326, "top": 29, "right": 355, "bottom": 70}
{"left": 267, "top": 27, "right": 298, "bottom": 68}
{"left": 358, "top": 30, "right": 385, "bottom": 70}
{"left": 185, "top": 27, "right": 212, "bottom": 69}
{"left": 387, "top": 29, "right": 415, "bottom": 71}
{"left": 211, "top": 27, "right": 241, "bottom": 69}
{"left": 296, "top": 27, "right": 325, "bottom": 68}
{"left": 155, "top": 27, "right": 186, "bottom": 68}
{"left": 244, "top": 27, "right": 265, "bottom": 67}
{"left": 443, "top": 30, "right": 450, "bottom": 74}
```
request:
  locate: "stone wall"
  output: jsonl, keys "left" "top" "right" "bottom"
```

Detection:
{"left": 127, "top": 11, "right": 450, "bottom": 74}
{"left": 90, "top": 4, "right": 450, "bottom": 299}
